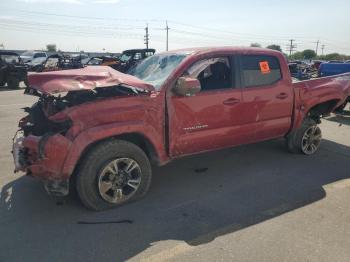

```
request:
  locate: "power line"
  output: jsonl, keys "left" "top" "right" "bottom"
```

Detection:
{"left": 5, "top": 7, "right": 347, "bottom": 44}
{"left": 2, "top": 9, "right": 350, "bottom": 52}
{"left": 1, "top": 10, "right": 349, "bottom": 54}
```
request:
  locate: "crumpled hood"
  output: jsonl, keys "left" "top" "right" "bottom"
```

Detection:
{"left": 27, "top": 66, "right": 155, "bottom": 94}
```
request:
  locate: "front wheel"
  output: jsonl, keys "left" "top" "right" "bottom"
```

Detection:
{"left": 76, "top": 140, "right": 152, "bottom": 211}
{"left": 286, "top": 118, "right": 322, "bottom": 155}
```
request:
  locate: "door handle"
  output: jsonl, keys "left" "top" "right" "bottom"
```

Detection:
{"left": 223, "top": 98, "right": 240, "bottom": 105}
{"left": 276, "top": 93, "right": 288, "bottom": 99}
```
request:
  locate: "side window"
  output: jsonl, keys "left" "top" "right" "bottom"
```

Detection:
{"left": 241, "top": 55, "right": 282, "bottom": 87}
{"left": 133, "top": 53, "right": 142, "bottom": 60}
{"left": 185, "top": 57, "right": 233, "bottom": 91}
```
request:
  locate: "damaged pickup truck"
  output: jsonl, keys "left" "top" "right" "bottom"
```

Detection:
{"left": 12, "top": 47, "right": 350, "bottom": 210}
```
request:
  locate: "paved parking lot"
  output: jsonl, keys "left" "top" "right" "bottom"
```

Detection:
{"left": 0, "top": 89, "right": 349, "bottom": 262}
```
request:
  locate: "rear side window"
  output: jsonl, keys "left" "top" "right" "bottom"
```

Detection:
{"left": 241, "top": 55, "right": 282, "bottom": 87}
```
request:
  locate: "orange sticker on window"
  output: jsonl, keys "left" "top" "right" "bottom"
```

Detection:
{"left": 259, "top": 61, "right": 271, "bottom": 74}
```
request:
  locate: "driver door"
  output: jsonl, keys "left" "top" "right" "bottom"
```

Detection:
{"left": 167, "top": 56, "right": 252, "bottom": 157}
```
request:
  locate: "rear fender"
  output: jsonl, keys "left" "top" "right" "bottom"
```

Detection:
{"left": 294, "top": 95, "right": 342, "bottom": 130}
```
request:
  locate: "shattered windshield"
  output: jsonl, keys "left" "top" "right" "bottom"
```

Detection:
{"left": 128, "top": 54, "right": 188, "bottom": 90}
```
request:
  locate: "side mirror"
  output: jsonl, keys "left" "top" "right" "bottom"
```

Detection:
{"left": 174, "top": 77, "right": 201, "bottom": 96}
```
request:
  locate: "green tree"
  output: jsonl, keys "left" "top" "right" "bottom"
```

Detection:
{"left": 250, "top": 43, "right": 262, "bottom": 48}
{"left": 266, "top": 44, "right": 282, "bottom": 52}
{"left": 290, "top": 51, "right": 303, "bottom": 60}
{"left": 46, "top": 44, "right": 57, "bottom": 52}
{"left": 324, "top": 53, "right": 343, "bottom": 61}
{"left": 302, "top": 49, "right": 316, "bottom": 59}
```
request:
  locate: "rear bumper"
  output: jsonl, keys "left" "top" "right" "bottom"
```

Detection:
{"left": 12, "top": 132, "right": 72, "bottom": 181}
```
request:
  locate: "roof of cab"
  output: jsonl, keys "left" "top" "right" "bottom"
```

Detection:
{"left": 160, "top": 46, "right": 283, "bottom": 56}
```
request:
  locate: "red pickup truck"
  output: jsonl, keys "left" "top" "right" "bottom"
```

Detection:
{"left": 12, "top": 47, "right": 350, "bottom": 210}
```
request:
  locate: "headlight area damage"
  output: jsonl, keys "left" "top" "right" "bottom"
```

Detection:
{"left": 12, "top": 66, "right": 154, "bottom": 196}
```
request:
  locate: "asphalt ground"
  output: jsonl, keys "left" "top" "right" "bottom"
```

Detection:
{"left": 0, "top": 87, "right": 349, "bottom": 262}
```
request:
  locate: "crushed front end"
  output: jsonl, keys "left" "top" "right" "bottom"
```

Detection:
{"left": 12, "top": 66, "right": 154, "bottom": 197}
{"left": 12, "top": 93, "right": 73, "bottom": 196}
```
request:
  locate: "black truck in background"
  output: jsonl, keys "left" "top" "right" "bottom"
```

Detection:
{"left": 0, "top": 51, "right": 28, "bottom": 89}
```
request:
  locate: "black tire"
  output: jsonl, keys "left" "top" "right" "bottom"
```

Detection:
{"left": 0, "top": 79, "right": 6, "bottom": 87}
{"left": 7, "top": 77, "right": 20, "bottom": 89}
{"left": 286, "top": 118, "right": 322, "bottom": 155}
{"left": 76, "top": 139, "right": 152, "bottom": 211}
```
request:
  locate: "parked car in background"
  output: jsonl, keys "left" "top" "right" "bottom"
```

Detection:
{"left": 86, "top": 56, "right": 120, "bottom": 68}
{"left": 288, "top": 61, "right": 317, "bottom": 80}
{"left": 71, "top": 53, "right": 90, "bottom": 65}
{"left": 0, "top": 51, "right": 28, "bottom": 89}
{"left": 85, "top": 49, "right": 155, "bottom": 73}
{"left": 311, "top": 60, "right": 324, "bottom": 70}
{"left": 20, "top": 51, "right": 47, "bottom": 63}
{"left": 327, "top": 60, "right": 344, "bottom": 63}
{"left": 28, "top": 53, "right": 84, "bottom": 72}
{"left": 319, "top": 62, "right": 350, "bottom": 77}
{"left": 114, "top": 48, "right": 155, "bottom": 73}
{"left": 13, "top": 47, "right": 350, "bottom": 210}
{"left": 24, "top": 56, "right": 47, "bottom": 71}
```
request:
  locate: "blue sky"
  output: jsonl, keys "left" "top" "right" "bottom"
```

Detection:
{"left": 0, "top": 0, "right": 349, "bottom": 54}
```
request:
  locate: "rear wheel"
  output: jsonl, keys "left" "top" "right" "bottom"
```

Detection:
{"left": 76, "top": 140, "right": 152, "bottom": 211}
{"left": 286, "top": 118, "right": 322, "bottom": 155}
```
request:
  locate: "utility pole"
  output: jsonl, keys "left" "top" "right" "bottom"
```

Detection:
{"left": 321, "top": 45, "right": 325, "bottom": 56}
{"left": 144, "top": 24, "right": 149, "bottom": 49}
{"left": 315, "top": 40, "right": 320, "bottom": 56}
{"left": 287, "top": 39, "right": 296, "bottom": 57}
{"left": 165, "top": 20, "right": 170, "bottom": 51}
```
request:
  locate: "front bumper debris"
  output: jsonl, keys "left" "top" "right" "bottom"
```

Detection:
{"left": 44, "top": 179, "right": 69, "bottom": 196}
{"left": 12, "top": 131, "right": 73, "bottom": 195}
{"left": 12, "top": 131, "right": 26, "bottom": 172}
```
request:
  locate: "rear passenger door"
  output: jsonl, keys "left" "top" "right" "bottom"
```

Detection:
{"left": 239, "top": 55, "right": 293, "bottom": 141}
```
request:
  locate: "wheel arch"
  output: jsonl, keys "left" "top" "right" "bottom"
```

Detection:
{"left": 290, "top": 98, "right": 341, "bottom": 134}
{"left": 68, "top": 132, "right": 161, "bottom": 184}
{"left": 307, "top": 99, "right": 340, "bottom": 120}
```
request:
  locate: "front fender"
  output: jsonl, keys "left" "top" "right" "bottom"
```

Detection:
{"left": 61, "top": 121, "right": 167, "bottom": 177}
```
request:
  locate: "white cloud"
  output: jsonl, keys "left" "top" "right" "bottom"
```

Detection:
{"left": 93, "top": 0, "right": 120, "bottom": 3}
